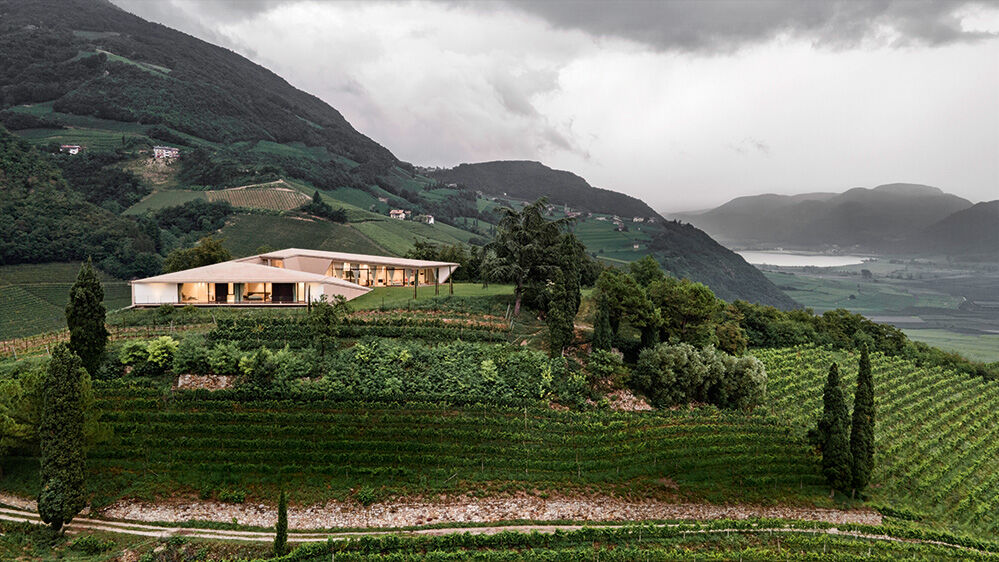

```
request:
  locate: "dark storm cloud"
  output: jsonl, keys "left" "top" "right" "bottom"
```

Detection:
{"left": 507, "top": 0, "right": 998, "bottom": 51}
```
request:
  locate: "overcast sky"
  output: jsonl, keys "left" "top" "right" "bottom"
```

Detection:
{"left": 111, "top": 0, "right": 999, "bottom": 211}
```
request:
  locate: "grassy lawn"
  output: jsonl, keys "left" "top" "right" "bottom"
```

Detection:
{"left": 218, "top": 214, "right": 388, "bottom": 257}
{"left": 123, "top": 190, "right": 206, "bottom": 214}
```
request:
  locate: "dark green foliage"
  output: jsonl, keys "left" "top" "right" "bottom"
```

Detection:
{"left": 818, "top": 363, "right": 852, "bottom": 493}
{"left": 163, "top": 237, "right": 232, "bottom": 273}
{"left": 632, "top": 343, "right": 767, "bottom": 410}
{"left": 0, "top": 127, "right": 161, "bottom": 278}
{"left": 404, "top": 241, "right": 482, "bottom": 282}
{"left": 629, "top": 255, "right": 666, "bottom": 288}
{"left": 300, "top": 191, "right": 347, "bottom": 222}
{"left": 274, "top": 490, "right": 288, "bottom": 556}
{"left": 54, "top": 151, "right": 148, "bottom": 210}
{"left": 483, "top": 199, "right": 568, "bottom": 315}
{"left": 592, "top": 297, "right": 613, "bottom": 351}
{"left": 65, "top": 260, "right": 109, "bottom": 376}
{"left": 154, "top": 199, "right": 234, "bottom": 238}
{"left": 309, "top": 295, "right": 350, "bottom": 357}
{"left": 37, "top": 345, "right": 87, "bottom": 532}
{"left": 545, "top": 271, "right": 574, "bottom": 356}
{"left": 850, "top": 345, "right": 876, "bottom": 495}
{"left": 648, "top": 277, "right": 721, "bottom": 347}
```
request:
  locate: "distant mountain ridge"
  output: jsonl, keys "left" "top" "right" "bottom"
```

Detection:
{"left": 431, "top": 161, "right": 662, "bottom": 219}
{"left": 673, "top": 183, "right": 975, "bottom": 253}
{"left": 907, "top": 201, "right": 999, "bottom": 259}
{"left": 432, "top": 160, "right": 796, "bottom": 309}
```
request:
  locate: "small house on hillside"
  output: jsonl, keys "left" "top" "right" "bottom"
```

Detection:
{"left": 153, "top": 146, "right": 180, "bottom": 159}
{"left": 415, "top": 214, "right": 435, "bottom": 225}
{"left": 60, "top": 144, "right": 81, "bottom": 155}
{"left": 389, "top": 209, "right": 407, "bottom": 220}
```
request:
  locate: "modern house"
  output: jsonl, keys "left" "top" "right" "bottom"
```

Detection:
{"left": 130, "top": 248, "right": 460, "bottom": 307}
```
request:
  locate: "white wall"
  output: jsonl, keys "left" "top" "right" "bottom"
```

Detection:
{"left": 133, "top": 283, "right": 178, "bottom": 305}
{"left": 437, "top": 265, "right": 459, "bottom": 283}
{"left": 320, "top": 282, "right": 369, "bottom": 302}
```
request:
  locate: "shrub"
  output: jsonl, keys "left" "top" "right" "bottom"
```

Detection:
{"left": 173, "top": 334, "right": 210, "bottom": 374}
{"left": 70, "top": 535, "right": 115, "bottom": 555}
{"left": 631, "top": 343, "right": 766, "bottom": 410}
{"left": 354, "top": 486, "right": 377, "bottom": 506}
{"left": 145, "top": 336, "right": 179, "bottom": 369}
{"left": 119, "top": 341, "right": 149, "bottom": 366}
{"left": 207, "top": 342, "right": 243, "bottom": 376}
{"left": 217, "top": 489, "right": 246, "bottom": 503}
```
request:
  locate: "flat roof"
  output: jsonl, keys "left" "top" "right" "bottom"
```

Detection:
{"left": 132, "top": 261, "right": 368, "bottom": 291}
{"left": 248, "top": 248, "right": 460, "bottom": 269}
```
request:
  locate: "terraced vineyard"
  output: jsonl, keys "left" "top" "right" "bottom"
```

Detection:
{"left": 205, "top": 184, "right": 311, "bottom": 210}
{"left": 760, "top": 346, "right": 999, "bottom": 537}
{"left": 13, "top": 381, "right": 827, "bottom": 507}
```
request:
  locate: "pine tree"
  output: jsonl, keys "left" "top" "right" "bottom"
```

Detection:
{"left": 274, "top": 489, "right": 288, "bottom": 556}
{"left": 37, "top": 344, "right": 87, "bottom": 532}
{"left": 850, "top": 345, "right": 876, "bottom": 497}
{"left": 545, "top": 271, "right": 574, "bottom": 357}
{"left": 592, "top": 297, "right": 613, "bottom": 351}
{"left": 65, "top": 259, "right": 108, "bottom": 375}
{"left": 820, "top": 363, "right": 852, "bottom": 496}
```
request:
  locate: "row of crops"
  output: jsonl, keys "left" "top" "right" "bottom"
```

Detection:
{"left": 275, "top": 521, "right": 999, "bottom": 561}
{"left": 206, "top": 187, "right": 310, "bottom": 211}
{"left": 71, "top": 379, "right": 825, "bottom": 505}
{"left": 758, "top": 346, "right": 999, "bottom": 536}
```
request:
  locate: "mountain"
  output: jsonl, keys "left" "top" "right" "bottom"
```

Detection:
{"left": 907, "top": 201, "right": 999, "bottom": 259}
{"left": 433, "top": 161, "right": 796, "bottom": 308}
{"left": 431, "top": 161, "right": 661, "bottom": 219}
{"left": 674, "top": 183, "right": 974, "bottom": 251}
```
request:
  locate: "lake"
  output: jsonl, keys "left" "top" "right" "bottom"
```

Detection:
{"left": 736, "top": 251, "right": 869, "bottom": 267}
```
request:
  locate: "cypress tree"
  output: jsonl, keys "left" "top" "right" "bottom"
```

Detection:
{"left": 820, "top": 363, "right": 852, "bottom": 496}
{"left": 274, "top": 490, "right": 288, "bottom": 556}
{"left": 850, "top": 345, "right": 876, "bottom": 497}
{"left": 592, "top": 297, "right": 613, "bottom": 351}
{"left": 65, "top": 259, "right": 108, "bottom": 375}
{"left": 546, "top": 271, "right": 574, "bottom": 357}
{"left": 37, "top": 344, "right": 87, "bottom": 532}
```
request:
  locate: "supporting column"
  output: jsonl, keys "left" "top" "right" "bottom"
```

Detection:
{"left": 449, "top": 265, "right": 453, "bottom": 295}
{"left": 413, "top": 268, "right": 417, "bottom": 299}
{"left": 435, "top": 267, "right": 440, "bottom": 296}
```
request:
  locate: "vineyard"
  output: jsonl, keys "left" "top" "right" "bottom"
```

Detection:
{"left": 759, "top": 346, "right": 999, "bottom": 538}
{"left": 273, "top": 520, "right": 999, "bottom": 561}
{"left": 1, "top": 379, "right": 825, "bottom": 508}
{"left": 206, "top": 184, "right": 311, "bottom": 210}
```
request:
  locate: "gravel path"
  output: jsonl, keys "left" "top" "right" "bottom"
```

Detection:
{"left": 99, "top": 492, "right": 881, "bottom": 529}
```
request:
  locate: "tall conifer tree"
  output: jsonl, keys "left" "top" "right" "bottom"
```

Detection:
{"left": 37, "top": 345, "right": 87, "bottom": 532}
{"left": 592, "top": 297, "right": 613, "bottom": 351}
{"left": 274, "top": 490, "right": 288, "bottom": 556}
{"left": 850, "top": 345, "right": 876, "bottom": 497}
{"left": 820, "top": 363, "right": 852, "bottom": 495}
{"left": 65, "top": 259, "right": 108, "bottom": 375}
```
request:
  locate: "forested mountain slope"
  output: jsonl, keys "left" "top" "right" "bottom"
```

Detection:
{"left": 432, "top": 161, "right": 661, "bottom": 219}
{"left": 907, "top": 200, "right": 999, "bottom": 259}
{"left": 675, "top": 183, "right": 974, "bottom": 251}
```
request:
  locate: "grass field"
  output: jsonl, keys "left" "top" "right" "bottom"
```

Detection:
{"left": 0, "top": 263, "right": 130, "bottom": 340}
{"left": 761, "top": 346, "right": 999, "bottom": 537}
{"left": 903, "top": 329, "right": 999, "bottom": 363}
{"left": 16, "top": 127, "right": 150, "bottom": 152}
{"left": 123, "top": 190, "right": 206, "bottom": 214}
{"left": 763, "top": 270, "right": 962, "bottom": 314}
{"left": 349, "top": 284, "right": 514, "bottom": 310}
{"left": 218, "top": 215, "right": 388, "bottom": 257}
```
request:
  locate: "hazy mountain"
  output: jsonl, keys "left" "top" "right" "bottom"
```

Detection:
{"left": 674, "top": 183, "right": 974, "bottom": 251}
{"left": 431, "top": 161, "right": 661, "bottom": 219}
{"left": 907, "top": 201, "right": 999, "bottom": 259}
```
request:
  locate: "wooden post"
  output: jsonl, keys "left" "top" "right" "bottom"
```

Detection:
{"left": 448, "top": 265, "right": 453, "bottom": 295}
{"left": 412, "top": 268, "right": 417, "bottom": 299}
{"left": 435, "top": 267, "right": 440, "bottom": 296}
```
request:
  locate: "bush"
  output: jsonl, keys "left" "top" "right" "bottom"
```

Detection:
{"left": 207, "top": 342, "right": 243, "bottom": 376}
{"left": 70, "top": 534, "right": 115, "bottom": 555}
{"left": 173, "top": 334, "right": 210, "bottom": 374}
{"left": 217, "top": 489, "right": 246, "bottom": 503}
{"left": 631, "top": 343, "right": 766, "bottom": 410}
{"left": 146, "top": 336, "right": 179, "bottom": 369}
{"left": 119, "top": 341, "right": 149, "bottom": 366}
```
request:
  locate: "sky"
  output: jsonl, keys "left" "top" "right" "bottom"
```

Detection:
{"left": 111, "top": 0, "right": 999, "bottom": 211}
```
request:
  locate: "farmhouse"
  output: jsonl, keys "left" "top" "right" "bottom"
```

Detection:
{"left": 130, "top": 248, "right": 460, "bottom": 306}
{"left": 60, "top": 144, "right": 81, "bottom": 155}
{"left": 389, "top": 209, "right": 406, "bottom": 220}
{"left": 153, "top": 145, "right": 180, "bottom": 158}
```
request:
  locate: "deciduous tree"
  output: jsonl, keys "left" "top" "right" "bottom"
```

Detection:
{"left": 163, "top": 237, "right": 232, "bottom": 273}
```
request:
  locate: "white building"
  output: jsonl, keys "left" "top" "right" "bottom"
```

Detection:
{"left": 60, "top": 144, "right": 81, "bottom": 155}
{"left": 389, "top": 209, "right": 406, "bottom": 220}
{"left": 153, "top": 146, "right": 180, "bottom": 159}
{"left": 131, "top": 248, "right": 460, "bottom": 307}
